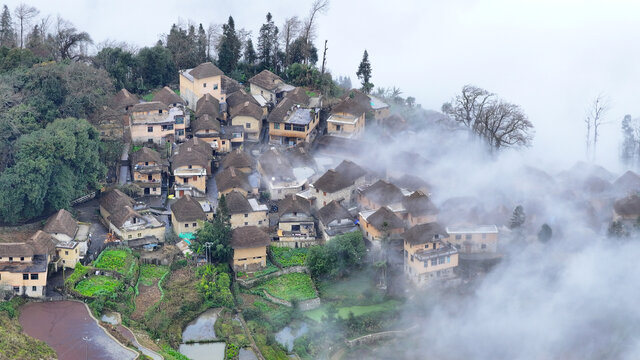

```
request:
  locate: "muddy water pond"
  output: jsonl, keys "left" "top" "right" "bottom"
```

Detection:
{"left": 239, "top": 348, "right": 259, "bottom": 360}
{"left": 276, "top": 321, "right": 309, "bottom": 352}
{"left": 19, "top": 301, "right": 137, "bottom": 360}
{"left": 182, "top": 308, "right": 221, "bottom": 342}
{"left": 179, "top": 342, "right": 226, "bottom": 360}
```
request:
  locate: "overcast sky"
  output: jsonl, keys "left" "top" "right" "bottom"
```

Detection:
{"left": 4, "top": 0, "right": 640, "bottom": 170}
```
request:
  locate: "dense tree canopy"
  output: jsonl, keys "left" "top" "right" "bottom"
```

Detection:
{"left": 192, "top": 195, "right": 232, "bottom": 263}
{"left": 306, "top": 231, "right": 366, "bottom": 279}
{"left": 0, "top": 118, "right": 105, "bottom": 223}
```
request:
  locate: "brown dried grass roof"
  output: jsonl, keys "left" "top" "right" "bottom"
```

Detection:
{"left": 171, "top": 195, "right": 207, "bottom": 222}
{"left": 285, "top": 87, "right": 310, "bottom": 106}
{"left": 222, "top": 149, "right": 254, "bottom": 170}
{"left": 196, "top": 94, "right": 220, "bottom": 118}
{"left": 248, "top": 70, "right": 283, "bottom": 91}
{"left": 153, "top": 86, "right": 184, "bottom": 106}
{"left": 100, "top": 189, "right": 135, "bottom": 215}
{"left": 131, "top": 101, "right": 168, "bottom": 113}
{"left": 192, "top": 114, "right": 221, "bottom": 133}
{"left": 221, "top": 75, "right": 242, "bottom": 94}
{"left": 614, "top": 194, "right": 640, "bottom": 217}
{"left": 360, "top": 180, "right": 405, "bottom": 206}
{"left": 172, "top": 138, "right": 212, "bottom": 170}
{"left": 231, "top": 226, "right": 270, "bottom": 249}
{"left": 267, "top": 98, "right": 295, "bottom": 123}
{"left": 229, "top": 100, "right": 263, "bottom": 120}
{"left": 403, "top": 191, "right": 439, "bottom": 217}
{"left": 258, "top": 149, "right": 294, "bottom": 179}
{"left": 331, "top": 97, "right": 368, "bottom": 117}
{"left": 313, "top": 160, "right": 367, "bottom": 193}
{"left": 188, "top": 62, "right": 224, "bottom": 79}
{"left": 109, "top": 206, "right": 144, "bottom": 228}
{"left": 225, "top": 191, "right": 252, "bottom": 214}
{"left": 279, "top": 195, "right": 311, "bottom": 216}
{"left": 109, "top": 88, "right": 139, "bottom": 110}
{"left": 132, "top": 147, "right": 162, "bottom": 165}
{"left": 365, "top": 207, "right": 404, "bottom": 230}
{"left": 215, "top": 167, "right": 252, "bottom": 193}
{"left": 318, "top": 200, "right": 352, "bottom": 225}
{"left": 226, "top": 90, "right": 260, "bottom": 109}
{"left": 403, "top": 222, "right": 448, "bottom": 245}
{"left": 43, "top": 209, "right": 77, "bottom": 238}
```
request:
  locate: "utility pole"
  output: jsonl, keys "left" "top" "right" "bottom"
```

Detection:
{"left": 204, "top": 242, "right": 214, "bottom": 264}
{"left": 321, "top": 40, "right": 328, "bottom": 74}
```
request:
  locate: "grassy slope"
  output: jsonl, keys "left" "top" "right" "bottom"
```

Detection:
{"left": 75, "top": 276, "right": 122, "bottom": 296}
{"left": 258, "top": 273, "right": 317, "bottom": 301}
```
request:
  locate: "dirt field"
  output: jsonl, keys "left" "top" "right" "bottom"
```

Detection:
{"left": 132, "top": 283, "right": 162, "bottom": 321}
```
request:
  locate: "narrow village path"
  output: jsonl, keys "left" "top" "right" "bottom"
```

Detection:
{"left": 119, "top": 142, "right": 131, "bottom": 185}
{"left": 238, "top": 312, "right": 266, "bottom": 360}
{"left": 116, "top": 324, "right": 164, "bottom": 360}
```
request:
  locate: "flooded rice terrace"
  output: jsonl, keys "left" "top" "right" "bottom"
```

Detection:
{"left": 19, "top": 301, "right": 137, "bottom": 360}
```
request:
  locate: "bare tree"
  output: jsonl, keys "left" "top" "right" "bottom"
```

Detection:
{"left": 281, "top": 16, "right": 301, "bottom": 66}
{"left": 585, "top": 94, "right": 610, "bottom": 162}
{"left": 13, "top": 3, "right": 38, "bottom": 48}
{"left": 52, "top": 16, "right": 92, "bottom": 60}
{"left": 302, "top": 0, "right": 329, "bottom": 64}
{"left": 442, "top": 85, "right": 534, "bottom": 151}
{"left": 206, "top": 23, "right": 221, "bottom": 60}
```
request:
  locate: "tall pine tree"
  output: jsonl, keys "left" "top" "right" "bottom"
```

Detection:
{"left": 217, "top": 16, "right": 241, "bottom": 74}
{"left": 244, "top": 38, "right": 257, "bottom": 65}
{"left": 257, "top": 13, "right": 279, "bottom": 71}
{"left": 0, "top": 5, "right": 16, "bottom": 48}
{"left": 356, "top": 50, "right": 373, "bottom": 94}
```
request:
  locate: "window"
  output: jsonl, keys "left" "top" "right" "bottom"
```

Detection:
{"left": 203, "top": 82, "right": 207, "bottom": 88}
{"left": 291, "top": 225, "right": 301, "bottom": 231}
{"left": 244, "top": 222, "right": 248, "bottom": 226}
{"left": 188, "top": 165, "right": 192, "bottom": 169}
{"left": 447, "top": 256, "right": 450, "bottom": 263}
{"left": 175, "top": 116, "right": 184, "bottom": 124}
{"left": 185, "top": 223, "right": 189, "bottom": 228}
{"left": 65, "top": 251, "right": 69, "bottom": 255}
{"left": 424, "top": 244, "right": 429, "bottom": 249}
{"left": 9, "top": 257, "right": 13, "bottom": 261}
{"left": 293, "top": 125, "right": 305, "bottom": 132}
{"left": 258, "top": 220, "right": 262, "bottom": 225}
{"left": 274, "top": 123, "right": 280, "bottom": 129}
{"left": 213, "top": 84, "right": 218, "bottom": 90}
{"left": 244, "top": 214, "right": 248, "bottom": 218}
{"left": 192, "top": 223, "right": 197, "bottom": 227}
{"left": 481, "top": 244, "right": 487, "bottom": 249}
{"left": 336, "top": 125, "right": 341, "bottom": 131}
{"left": 284, "top": 124, "right": 292, "bottom": 130}
{"left": 410, "top": 255, "right": 414, "bottom": 262}
{"left": 246, "top": 123, "right": 251, "bottom": 128}
{"left": 455, "top": 234, "right": 461, "bottom": 240}
{"left": 13, "top": 287, "right": 19, "bottom": 294}
{"left": 32, "top": 286, "right": 37, "bottom": 292}
{"left": 239, "top": 258, "right": 247, "bottom": 261}
{"left": 465, "top": 234, "right": 472, "bottom": 240}
{"left": 147, "top": 126, "right": 153, "bottom": 132}
{"left": 222, "top": 141, "right": 226, "bottom": 144}
{"left": 431, "top": 259, "right": 437, "bottom": 266}
{"left": 158, "top": 109, "right": 163, "bottom": 114}
{"left": 176, "top": 129, "right": 185, "bottom": 136}
{"left": 439, "top": 257, "right": 445, "bottom": 265}
{"left": 31, "top": 274, "right": 38, "bottom": 280}
{"left": 23, "top": 273, "right": 28, "bottom": 280}
{"left": 128, "top": 235, "right": 132, "bottom": 239}
{"left": 138, "top": 233, "right": 142, "bottom": 237}
{"left": 184, "top": 178, "right": 189, "bottom": 184}
{"left": 192, "top": 176, "right": 197, "bottom": 180}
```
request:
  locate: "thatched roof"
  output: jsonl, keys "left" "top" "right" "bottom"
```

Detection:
{"left": 43, "top": 209, "right": 77, "bottom": 238}
{"left": 231, "top": 226, "right": 270, "bottom": 249}
{"left": 153, "top": 86, "right": 184, "bottom": 106}
{"left": 171, "top": 195, "right": 207, "bottom": 222}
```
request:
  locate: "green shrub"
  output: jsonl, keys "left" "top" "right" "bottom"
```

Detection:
{"left": 257, "top": 273, "right": 316, "bottom": 302}
{"left": 226, "top": 343, "right": 239, "bottom": 360}
{"left": 75, "top": 276, "right": 121, "bottom": 297}
{"left": 270, "top": 246, "right": 308, "bottom": 267}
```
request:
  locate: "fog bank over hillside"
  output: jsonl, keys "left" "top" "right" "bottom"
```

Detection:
{"left": 314, "top": 115, "right": 639, "bottom": 359}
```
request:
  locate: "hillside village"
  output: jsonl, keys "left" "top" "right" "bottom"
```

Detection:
{"left": 0, "top": 3, "right": 639, "bottom": 360}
